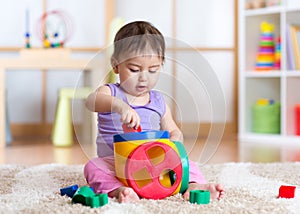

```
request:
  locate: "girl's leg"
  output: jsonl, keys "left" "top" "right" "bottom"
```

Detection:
{"left": 84, "top": 156, "right": 140, "bottom": 202}
{"left": 185, "top": 160, "right": 225, "bottom": 200}
{"left": 84, "top": 156, "right": 123, "bottom": 194}
{"left": 189, "top": 160, "right": 206, "bottom": 184}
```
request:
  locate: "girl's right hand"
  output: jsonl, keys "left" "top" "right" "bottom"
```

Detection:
{"left": 117, "top": 101, "right": 140, "bottom": 129}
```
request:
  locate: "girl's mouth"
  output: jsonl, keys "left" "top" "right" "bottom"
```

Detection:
{"left": 136, "top": 85, "right": 147, "bottom": 92}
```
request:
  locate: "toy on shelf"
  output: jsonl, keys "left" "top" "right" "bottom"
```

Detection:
{"left": 245, "top": 0, "right": 281, "bottom": 9}
{"left": 25, "top": 33, "right": 31, "bottom": 49}
{"left": 295, "top": 105, "right": 300, "bottom": 135}
{"left": 24, "top": 9, "right": 31, "bottom": 48}
{"left": 60, "top": 185, "right": 108, "bottom": 208}
{"left": 278, "top": 185, "right": 296, "bottom": 199}
{"left": 245, "top": 0, "right": 266, "bottom": 9}
{"left": 255, "top": 22, "right": 275, "bottom": 71}
{"left": 252, "top": 98, "right": 280, "bottom": 134}
{"left": 36, "top": 10, "right": 73, "bottom": 48}
{"left": 267, "top": 0, "right": 282, "bottom": 7}
{"left": 114, "top": 126, "right": 189, "bottom": 200}
{"left": 274, "top": 37, "right": 281, "bottom": 69}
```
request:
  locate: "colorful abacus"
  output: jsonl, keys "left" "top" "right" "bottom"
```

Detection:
{"left": 255, "top": 22, "right": 275, "bottom": 71}
{"left": 25, "top": 9, "right": 31, "bottom": 48}
{"left": 25, "top": 32, "right": 31, "bottom": 49}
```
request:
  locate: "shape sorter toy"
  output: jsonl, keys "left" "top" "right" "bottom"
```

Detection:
{"left": 113, "top": 130, "right": 189, "bottom": 199}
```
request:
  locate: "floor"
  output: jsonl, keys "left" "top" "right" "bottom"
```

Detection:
{"left": 0, "top": 134, "right": 239, "bottom": 165}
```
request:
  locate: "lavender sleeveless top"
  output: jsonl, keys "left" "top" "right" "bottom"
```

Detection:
{"left": 96, "top": 83, "right": 166, "bottom": 157}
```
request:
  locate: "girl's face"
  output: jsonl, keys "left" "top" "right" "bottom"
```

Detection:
{"left": 115, "top": 55, "right": 162, "bottom": 96}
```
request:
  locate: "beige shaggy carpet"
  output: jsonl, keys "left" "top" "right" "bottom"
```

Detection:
{"left": 1, "top": 162, "right": 300, "bottom": 213}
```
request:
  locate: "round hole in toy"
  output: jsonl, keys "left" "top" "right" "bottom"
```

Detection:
{"left": 160, "top": 169, "right": 176, "bottom": 188}
{"left": 125, "top": 142, "right": 182, "bottom": 199}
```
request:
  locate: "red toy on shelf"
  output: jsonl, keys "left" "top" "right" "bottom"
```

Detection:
{"left": 295, "top": 105, "right": 300, "bottom": 135}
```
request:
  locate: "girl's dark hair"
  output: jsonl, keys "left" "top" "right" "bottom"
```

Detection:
{"left": 111, "top": 21, "right": 165, "bottom": 64}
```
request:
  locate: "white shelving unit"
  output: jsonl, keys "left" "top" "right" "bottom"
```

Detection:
{"left": 238, "top": 0, "right": 300, "bottom": 162}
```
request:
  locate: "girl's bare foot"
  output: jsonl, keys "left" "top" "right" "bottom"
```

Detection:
{"left": 109, "top": 187, "right": 140, "bottom": 203}
{"left": 183, "top": 183, "right": 225, "bottom": 201}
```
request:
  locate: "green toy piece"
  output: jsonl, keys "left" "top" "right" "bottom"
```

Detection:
{"left": 72, "top": 186, "right": 108, "bottom": 208}
{"left": 189, "top": 190, "right": 210, "bottom": 204}
{"left": 87, "top": 194, "right": 109, "bottom": 208}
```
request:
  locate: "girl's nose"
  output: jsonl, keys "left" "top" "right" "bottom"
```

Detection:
{"left": 138, "top": 71, "right": 147, "bottom": 81}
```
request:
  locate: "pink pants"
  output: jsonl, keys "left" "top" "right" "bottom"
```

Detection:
{"left": 84, "top": 156, "right": 206, "bottom": 194}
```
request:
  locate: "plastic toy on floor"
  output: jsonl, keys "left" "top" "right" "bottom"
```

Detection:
{"left": 278, "top": 185, "right": 296, "bottom": 199}
{"left": 190, "top": 190, "right": 210, "bottom": 204}
{"left": 60, "top": 185, "right": 108, "bottom": 208}
{"left": 113, "top": 125, "right": 189, "bottom": 199}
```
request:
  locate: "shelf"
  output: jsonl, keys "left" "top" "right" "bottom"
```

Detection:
{"left": 239, "top": 133, "right": 300, "bottom": 146}
{"left": 244, "top": 71, "right": 281, "bottom": 77}
{"left": 286, "top": 6, "right": 300, "bottom": 12}
{"left": 239, "top": 0, "right": 300, "bottom": 162}
{"left": 245, "top": 71, "right": 300, "bottom": 77}
{"left": 244, "top": 6, "right": 283, "bottom": 16}
{"left": 239, "top": 133, "right": 284, "bottom": 145}
{"left": 240, "top": 133, "right": 300, "bottom": 145}
{"left": 0, "top": 49, "right": 95, "bottom": 147}
{"left": 286, "top": 71, "right": 300, "bottom": 76}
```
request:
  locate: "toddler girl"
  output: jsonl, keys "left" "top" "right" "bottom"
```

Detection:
{"left": 84, "top": 21, "right": 224, "bottom": 203}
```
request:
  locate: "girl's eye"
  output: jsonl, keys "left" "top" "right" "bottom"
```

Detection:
{"left": 149, "top": 70, "right": 157, "bottom": 73}
{"left": 129, "top": 68, "right": 139, "bottom": 73}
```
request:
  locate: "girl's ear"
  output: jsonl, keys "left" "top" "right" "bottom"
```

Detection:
{"left": 111, "top": 58, "right": 119, "bottom": 74}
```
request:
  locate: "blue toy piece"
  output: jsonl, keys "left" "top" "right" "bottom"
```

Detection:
{"left": 60, "top": 184, "right": 79, "bottom": 198}
{"left": 72, "top": 186, "right": 108, "bottom": 208}
{"left": 189, "top": 190, "right": 210, "bottom": 204}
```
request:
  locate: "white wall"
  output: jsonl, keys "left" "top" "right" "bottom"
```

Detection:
{"left": 1, "top": 0, "right": 235, "bottom": 124}
{"left": 115, "top": 0, "right": 235, "bottom": 123}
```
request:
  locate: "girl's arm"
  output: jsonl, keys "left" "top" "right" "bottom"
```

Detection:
{"left": 160, "top": 103, "right": 183, "bottom": 142}
{"left": 85, "top": 85, "right": 119, "bottom": 112}
{"left": 85, "top": 85, "right": 140, "bottom": 128}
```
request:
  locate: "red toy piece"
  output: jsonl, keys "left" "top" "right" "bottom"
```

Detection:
{"left": 122, "top": 124, "right": 141, "bottom": 133}
{"left": 278, "top": 185, "right": 296, "bottom": 198}
{"left": 125, "top": 142, "right": 182, "bottom": 199}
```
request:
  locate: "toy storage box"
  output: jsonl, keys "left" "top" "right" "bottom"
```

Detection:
{"left": 252, "top": 102, "right": 280, "bottom": 134}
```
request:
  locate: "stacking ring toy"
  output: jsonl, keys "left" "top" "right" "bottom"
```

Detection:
{"left": 125, "top": 141, "right": 182, "bottom": 199}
